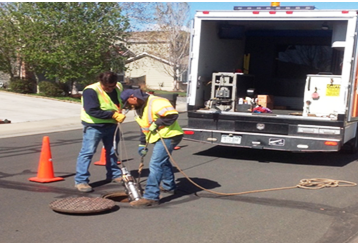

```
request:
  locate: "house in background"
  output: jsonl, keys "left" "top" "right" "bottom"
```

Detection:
{"left": 0, "top": 59, "right": 36, "bottom": 90}
{"left": 125, "top": 52, "right": 176, "bottom": 91}
{"left": 124, "top": 31, "right": 188, "bottom": 91}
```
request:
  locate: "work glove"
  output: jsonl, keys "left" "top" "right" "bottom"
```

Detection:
{"left": 138, "top": 145, "right": 148, "bottom": 157}
{"left": 112, "top": 112, "right": 126, "bottom": 123}
{"left": 149, "top": 122, "right": 158, "bottom": 132}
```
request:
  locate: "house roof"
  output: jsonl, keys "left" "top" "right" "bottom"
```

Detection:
{"left": 121, "top": 49, "right": 136, "bottom": 57}
{"left": 125, "top": 52, "right": 173, "bottom": 66}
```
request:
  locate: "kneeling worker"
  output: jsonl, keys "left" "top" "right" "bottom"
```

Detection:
{"left": 120, "top": 89, "right": 183, "bottom": 207}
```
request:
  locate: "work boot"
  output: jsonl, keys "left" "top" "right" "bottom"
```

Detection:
{"left": 130, "top": 198, "right": 159, "bottom": 208}
{"left": 112, "top": 177, "right": 123, "bottom": 183}
{"left": 159, "top": 186, "right": 176, "bottom": 194}
{"left": 75, "top": 183, "right": 92, "bottom": 193}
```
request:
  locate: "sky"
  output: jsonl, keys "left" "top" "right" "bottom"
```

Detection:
{"left": 188, "top": 2, "right": 358, "bottom": 18}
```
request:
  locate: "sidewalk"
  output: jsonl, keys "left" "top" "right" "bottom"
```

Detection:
{"left": 0, "top": 91, "right": 187, "bottom": 139}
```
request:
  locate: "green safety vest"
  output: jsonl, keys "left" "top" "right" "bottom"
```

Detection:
{"left": 81, "top": 82, "right": 123, "bottom": 124}
{"left": 135, "top": 95, "right": 183, "bottom": 143}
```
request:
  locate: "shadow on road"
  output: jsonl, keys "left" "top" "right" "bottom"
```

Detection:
{"left": 194, "top": 145, "right": 357, "bottom": 167}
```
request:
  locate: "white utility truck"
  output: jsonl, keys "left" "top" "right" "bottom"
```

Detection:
{"left": 183, "top": 4, "right": 358, "bottom": 153}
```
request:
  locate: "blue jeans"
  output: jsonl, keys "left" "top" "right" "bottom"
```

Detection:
{"left": 143, "top": 135, "right": 183, "bottom": 201}
{"left": 75, "top": 125, "right": 122, "bottom": 185}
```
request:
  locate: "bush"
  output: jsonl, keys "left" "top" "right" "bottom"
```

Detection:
{"left": 10, "top": 78, "right": 35, "bottom": 94}
{"left": 58, "top": 82, "right": 70, "bottom": 96}
{"left": 39, "top": 81, "right": 63, "bottom": 97}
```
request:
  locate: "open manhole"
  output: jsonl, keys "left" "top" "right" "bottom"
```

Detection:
{"left": 49, "top": 197, "right": 116, "bottom": 214}
{"left": 102, "top": 191, "right": 130, "bottom": 203}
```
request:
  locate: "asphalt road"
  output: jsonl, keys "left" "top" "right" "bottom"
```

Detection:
{"left": 1, "top": 91, "right": 358, "bottom": 242}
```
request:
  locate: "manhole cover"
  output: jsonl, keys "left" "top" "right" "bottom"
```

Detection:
{"left": 49, "top": 197, "right": 116, "bottom": 214}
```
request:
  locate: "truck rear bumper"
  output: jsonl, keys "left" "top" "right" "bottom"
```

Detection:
{"left": 183, "top": 128, "right": 341, "bottom": 152}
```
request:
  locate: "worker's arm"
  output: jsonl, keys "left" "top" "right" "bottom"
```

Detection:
{"left": 138, "top": 130, "right": 148, "bottom": 156}
{"left": 82, "top": 89, "right": 114, "bottom": 119}
{"left": 155, "top": 114, "right": 179, "bottom": 127}
{"left": 148, "top": 114, "right": 179, "bottom": 132}
{"left": 139, "top": 130, "right": 146, "bottom": 145}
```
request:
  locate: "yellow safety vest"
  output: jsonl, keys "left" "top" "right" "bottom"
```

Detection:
{"left": 135, "top": 95, "right": 183, "bottom": 143}
{"left": 81, "top": 82, "right": 123, "bottom": 124}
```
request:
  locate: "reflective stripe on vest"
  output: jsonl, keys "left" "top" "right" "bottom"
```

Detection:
{"left": 135, "top": 95, "right": 183, "bottom": 143}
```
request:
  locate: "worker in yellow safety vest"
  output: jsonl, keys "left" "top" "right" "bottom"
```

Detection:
{"left": 120, "top": 88, "right": 183, "bottom": 207}
{"left": 75, "top": 71, "right": 126, "bottom": 192}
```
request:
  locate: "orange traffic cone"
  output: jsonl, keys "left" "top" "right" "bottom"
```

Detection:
{"left": 94, "top": 147, "right": 120, "bottom": 166}
{"left": 29, "top": 136, "right": 64, "bottom": 183}
{"left": 94, "top": 147, "right": 106, "bottom": 166}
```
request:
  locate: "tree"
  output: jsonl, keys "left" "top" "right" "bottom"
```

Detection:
{"left": 3, "top": 2, "right": 130, "bottom": 93}
{"left": 153, "top": 3, "right": 190, "bottom": 91}
{"left": 120, "top": 2, "right": 190, "bottom": 91}
{"left": 118, "top": 2, "right": 156, "bottom": 32}
{"left": 0, "top": 3, "right": 21, "bottom": 79}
